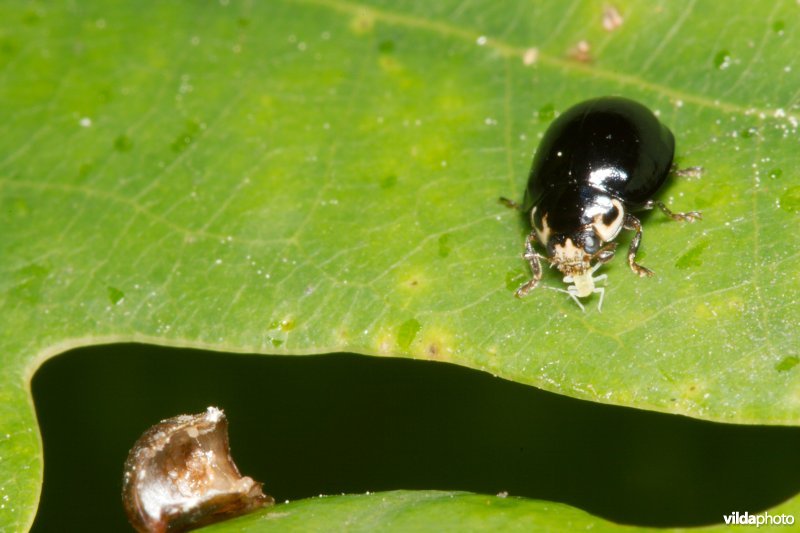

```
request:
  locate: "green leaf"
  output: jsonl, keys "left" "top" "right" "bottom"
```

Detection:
{"left": 200, "top": 491, "right": 800, "bottom": 532}
{"left": 2, "top": 0, "right": 799, "bottom": 529}
{"left": 200, "top": 491, "right": 625, "bottom": 532}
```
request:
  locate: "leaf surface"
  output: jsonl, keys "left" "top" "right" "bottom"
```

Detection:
{"left": 200, "top": 490, "right": 800, "bottom": 533}
{"left": 1, "top": 0, "right": 799, "bottom": 529}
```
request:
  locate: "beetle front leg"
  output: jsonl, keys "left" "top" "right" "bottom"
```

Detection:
{"left": 643, "top": 199, "right": 702, "bottom": 222}
{"left": 592, "top": 242, "right": 618, "bottom": 264}
{"left": 623, "top": 214, "right": 654, "bottom": 277}
{"left": 515, "top": 232, "right": 544, "bottom": 298}
{"left": 670, "top": 164, "right": 703, "bottom": 178}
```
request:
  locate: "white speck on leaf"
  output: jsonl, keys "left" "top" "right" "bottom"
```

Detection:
{"left": 523, "top": 48, "right": 539, "bottom": 65}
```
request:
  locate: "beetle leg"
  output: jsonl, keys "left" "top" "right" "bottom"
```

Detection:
{"left": 498, "top": 197, "right": 520, "bottom": 210}
{"left": 643, "top": 199, "right": 702, "bottom": 222}
{"left": 592, "top": 242, "right": 618, "bottom": 264}
{"left": 623, "top": 214, "right": 655, "bottom": 277}
{"left": 515, "top": 232, "right": 544, "bottom": 298}
{"left": 671, "top": 165, "right": 704, "bottom": 178}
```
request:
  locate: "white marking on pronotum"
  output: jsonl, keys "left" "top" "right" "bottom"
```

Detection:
{"left": 531, "top": 207, "right": 551, "bottom": 245}
{"left": 592, "top": 198, "right": 625, "bottom": 242}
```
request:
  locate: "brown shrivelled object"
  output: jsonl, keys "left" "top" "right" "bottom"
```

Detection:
{"left": 122, "top": 407, "right": 273, "bottom": 532}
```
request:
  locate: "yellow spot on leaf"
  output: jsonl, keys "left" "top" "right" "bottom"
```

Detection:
{"left": 416, "top": 327, "right": 455, "bottom": 361}
{"left": 350, "top": 9, "right": 375, "bottom": 34}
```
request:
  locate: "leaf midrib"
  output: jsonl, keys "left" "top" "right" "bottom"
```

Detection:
{"left": 293, "top": 0, "right": 798, "bottom": 121}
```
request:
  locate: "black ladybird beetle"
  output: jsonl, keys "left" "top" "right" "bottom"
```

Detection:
{"left": 513, "top": 96, "right": 701, "bottom": 310}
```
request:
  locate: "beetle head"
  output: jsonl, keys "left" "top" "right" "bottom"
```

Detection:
{"left": 546, "top": 228, "right": 598, "bottom": 275}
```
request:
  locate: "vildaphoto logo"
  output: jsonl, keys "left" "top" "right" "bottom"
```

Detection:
{"left": 723, "top": 511, "right": 795, "bottom": 527}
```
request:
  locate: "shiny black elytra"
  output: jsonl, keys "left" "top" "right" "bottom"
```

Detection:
{"left": 512, "top": 96, "right": 701, "bottom": 311}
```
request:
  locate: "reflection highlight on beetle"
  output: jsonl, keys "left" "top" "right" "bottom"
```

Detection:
{"left": 507, "top": 96, "right": 702, "bottom": 311}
